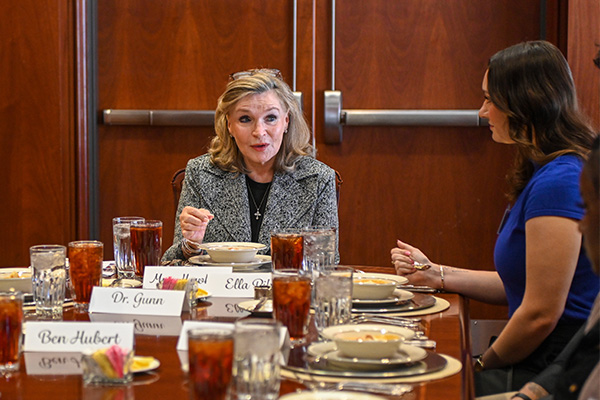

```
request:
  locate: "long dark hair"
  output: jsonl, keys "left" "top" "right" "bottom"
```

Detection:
{"left": 487, "top": 40, "right": 596, "bottom": 201}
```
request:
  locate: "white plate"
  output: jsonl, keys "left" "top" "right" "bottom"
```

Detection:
{"left": 355, "top": 272, "right": 409, "bottom": 286}
{"left": 352, "top": 289, "right": 414, "bottom": 306}
{"left": 308, "top": 341, "right": 427, "bottom": 371}
{"left": 280, "top": 391, "right": 386, "bottom": 400}
{"left": 0, "top": 267, "right": 33, "bottom": 293}
{"left": 238, "top": 299, "right": 273, "bottom": 315}
{"left": 131, "top": 356, "right": 160, "bottom": 373}
{"left": 101, "top": 278, "right": 142, "bottom": 288}
{"left": 188, "top": 254, "right": 271, "bottom": 268}
{"left": 321, "top": 324, "right": 415, "bottom": 341}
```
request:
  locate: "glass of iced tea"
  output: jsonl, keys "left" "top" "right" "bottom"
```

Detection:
{"left": 68, "top": 240, "right": 103, "bottom": 312}
{"left": 188, "top": 328, "right": 234, "bottom": 400}
{"left": 0, "top": 291, "right": 24, "bottom": 375}
{"left": 270, "top": 229, "right": 304, "bottom": 270}
{"left": 272, "top": 269, "right": 312, "bottom": 345}
{"left": 130, "top": 220, "right": 163, "bottom": 277}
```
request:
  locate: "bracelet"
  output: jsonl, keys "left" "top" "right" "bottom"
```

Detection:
{"left": 181, "top": 237, "right": 202, "bottom": 257}
{"left": 473, "top": 354, "right": 485, "bottom": 372}
{"left": 439, "top": 264, "right": 445, "bottom": 290}
{"left": 512, "top": 393, "right": 532, "bottom": 400}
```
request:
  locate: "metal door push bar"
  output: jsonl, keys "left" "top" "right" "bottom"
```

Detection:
{"left": 324, "top": 90, "right": 488, "bottom": 144}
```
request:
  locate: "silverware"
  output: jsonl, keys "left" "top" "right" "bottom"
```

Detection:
{"left": 398, "top": 284, "right": 438, "bottom": 293}
{"left": 292, "top": 371, "right": 413, "bottom": 396}
{"left": 252, "top": 296, "right": 268, "bottom": 312}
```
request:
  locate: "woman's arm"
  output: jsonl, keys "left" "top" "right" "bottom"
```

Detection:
{"left": 481, "top": 215, "right": 582, "bottom": 368}
{"left": 391, "top": 240, "right": 507, "bottom": 304}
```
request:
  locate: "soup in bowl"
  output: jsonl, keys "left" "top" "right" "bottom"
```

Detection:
{"left": 352, "top": 278, "right": 397, "bottom": 300}
{"left": 333, "top": 328, "right": 404, "bottom": 359}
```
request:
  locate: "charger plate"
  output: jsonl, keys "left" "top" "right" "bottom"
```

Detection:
{"left": 351, "top": 293, "right": 435, "bottom": 313}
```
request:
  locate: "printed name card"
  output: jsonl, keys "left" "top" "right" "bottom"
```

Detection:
{"left": 142, "top": 266, "right": 231, "bottom": 289}
{"left": 142, "top": 267, "right": 271, "bottom": 298}
{"left": 176, "top": 320, "right": 235, "bottom": 351}
{"left": 89, "top": 287, "right": 185, "bottom": 316}
{"left": 24, "top": 352, "right": 83, "bottom": 375}
{"left": 24, "top": 322, "right": 134, "bottom": 352}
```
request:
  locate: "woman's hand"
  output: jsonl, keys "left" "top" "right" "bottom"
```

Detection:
{"left": 391, "top": 240, "right": 439, "bottom": 286}
{"left": 179, "top": 206, "right": 214, "bottom": 244}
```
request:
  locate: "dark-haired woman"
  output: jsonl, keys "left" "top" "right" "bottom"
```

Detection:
{"left": 391, "top": 41, "right": 599, "bottom": 395}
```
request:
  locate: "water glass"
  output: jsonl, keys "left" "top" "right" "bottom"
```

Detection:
{"left": 270, "top": 229, "right": 303, "bottom": 270}
{"left": 131, "top": 220, "right": 163, "bottom": 277}
{"left": 272, "top": 269, "right": 311, "bottom": 345}
{"left": 30, "top": 245, "right": 67, "bottom": 320}
{"left": 314, "top": 266, "right": 353, "bottom": 334}
{"left": 233, "top": 319, "right": 282, "bottom": 400}
{"left": 112, "top": 216, "right": 144, "bottom": 279}
{"left": 188, "top": 328, "right": 234, "bottom": 400}
{"left": 302, "top": 226, "right": 336, "bottom": 273}
{"left": 68, "top": 240, "right": 103, "bottom": 312}
{"left": 0, "top": 291, "right": 24, "bottom": 375}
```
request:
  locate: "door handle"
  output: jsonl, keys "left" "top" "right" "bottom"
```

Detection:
{"left": 324, "top": 90, "right": 488, "bottom": 144}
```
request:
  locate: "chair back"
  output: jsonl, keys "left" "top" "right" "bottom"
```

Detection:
{"left": 170, "top": 168, "right": 343, "bottom": 213}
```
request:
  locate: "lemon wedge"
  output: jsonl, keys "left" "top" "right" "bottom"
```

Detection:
{"left": 132, "top": 356, "right": 155, "bottom": 371}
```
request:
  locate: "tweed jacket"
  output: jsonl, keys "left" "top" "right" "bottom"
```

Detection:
{"left": 162, "top": 154, "right": 339, "bottom": 263}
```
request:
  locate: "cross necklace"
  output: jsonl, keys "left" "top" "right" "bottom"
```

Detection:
{"left": 248, "top": 181, "right": 272, "bottom": 220}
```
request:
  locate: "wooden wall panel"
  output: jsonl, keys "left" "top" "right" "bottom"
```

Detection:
{"left": 0, "top": 0, "right": 77, "bottom": 267}
{"left": 568, "top": 0, "right": 600, "bottom": 130}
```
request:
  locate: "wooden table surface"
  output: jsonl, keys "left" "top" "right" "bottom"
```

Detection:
{"left": 0, "top": 266, "right": 474, "bottom": 399}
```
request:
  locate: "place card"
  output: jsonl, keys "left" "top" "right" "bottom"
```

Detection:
{"left": 24, "top": 322, "right": 134, "bottom": 352}
{"left": 202, "top": 273, "right": 271, "bottom": 297}
{"left": 175, "top": 320, "right": 290, "bottom": 352}
{"left": 24, "top": 352, "right": 83, "bottom": 375}
{"left": 89, "top": 313, "right": 183, "bottom": 336}
{"left": 142, "top": 266, "right": 230, "bottom": 289}
{"left": 88, "top": 287, "right": 185, "bottom": 316}
{"left": 176, "top": 320, "right": 234, "bottom": 351}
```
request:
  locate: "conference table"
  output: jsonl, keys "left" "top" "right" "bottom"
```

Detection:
{"left": 0, "top": 265, "right": 474, "bottom": 399}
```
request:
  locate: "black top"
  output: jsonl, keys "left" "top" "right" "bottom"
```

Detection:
{"left": 246, "top": 175, "right": 272, "bottom": 243}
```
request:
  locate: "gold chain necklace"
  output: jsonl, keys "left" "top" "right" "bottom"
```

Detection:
{"left": 248, "top": 182, "right": 272, "bottom": 220}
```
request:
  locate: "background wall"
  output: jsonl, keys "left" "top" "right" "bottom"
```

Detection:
{"left": 1, "top": 0, "right": 597, "bottom": 321}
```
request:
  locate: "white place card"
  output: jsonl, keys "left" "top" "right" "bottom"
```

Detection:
{"left": 24, "top": 352, "right": 83, "bottom": 375}
{"left": 142, "top": 266, "right": 231, "bottom": 289}
{"left": 175, "top": 320, "right": 290, "bottom": 352}
{"left": 88, "top": 287, "right": 185, "bottom": 316}
{"left": 176, "top": 320, "right": 234, "bottom": 351}
{"left": 203, "top": 273, "right": 271, "bottom": 297}
{"left": 89, "top": 313, "right": 183, "bottom": 336}
{"left": 24, "top": 322, "right": 134, "bottom": 352}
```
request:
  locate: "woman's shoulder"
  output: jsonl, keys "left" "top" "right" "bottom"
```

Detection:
{"left": 186, "top": 154, "right": 230, "bottom": 177}
{"left": 535, "top": 154, "right": 584, "bottom": 181}
{"left": 292, "top": 156, "right": 335, "bottom": 178}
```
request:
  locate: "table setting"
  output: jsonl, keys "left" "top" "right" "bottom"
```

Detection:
{"left": 0, "top": 223, "right": 469, "bottom": 400}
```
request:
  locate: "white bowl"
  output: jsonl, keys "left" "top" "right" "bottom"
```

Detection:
{"left": 198, "top": 242, "right": 266, "bottom": 263}
{"left": 0, "top": 268, "right": 33, "bottom": 293}
{"left": 352, "top": 277, "right": 397, "bottom": 300}
{"left": 333, "top": 328, "right": 405, "bottom": 359}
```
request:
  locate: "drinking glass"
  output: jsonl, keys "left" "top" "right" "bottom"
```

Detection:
{"left": 188, "top": 328, "right": 234, "bottom": 400}
{"left": 131, "top": 220, "right": 163, "bottom": 277}
{"left": 302, "top": 226, "right": 336, "bottom": 274}
{"left": 68, "top": 240, "right": 103, "bottom": 312}
{"left": 112, "top": 216, "right": 145, "bottom": 279}
{"left": 314, "top": 266, "right": 353, "bottom": 334}
{"left": 233, "top": 319, "right": 282, "bottom": 400}
{"left": 0, "top": 291, "right": 24, "bottom": 375}
{"left": 272, "top": 269, "right": 311, "bottom": 345}
{"left": 30, "top": 245, "right": 67, "bottom": 320}
{"left": 270, "top": 229, "right": 303, "bottom": 270}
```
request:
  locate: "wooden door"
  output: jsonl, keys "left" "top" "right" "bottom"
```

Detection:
{"left": 314, "top": 1, "right": 544, "bottom": 317}
{"left": 96, "top": 0, "right": 315, "bottom": 258}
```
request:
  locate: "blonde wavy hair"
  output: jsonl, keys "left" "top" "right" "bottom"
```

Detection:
{"left": 209, "top": 69, "right": 313, "bottom": 174}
